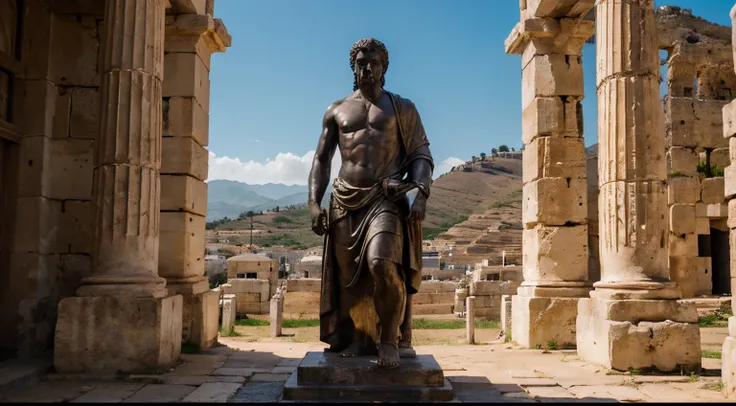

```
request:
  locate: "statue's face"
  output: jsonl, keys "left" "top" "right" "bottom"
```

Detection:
{"left": 354, "top": 49, "right": 384, "bottom": 89}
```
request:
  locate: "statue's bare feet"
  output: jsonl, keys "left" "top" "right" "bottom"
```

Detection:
{"left": 377, "top": 343, "right": 400, "bottom": 369}
{"left": 339, "top": 342, "right": 364, "bottom": 357}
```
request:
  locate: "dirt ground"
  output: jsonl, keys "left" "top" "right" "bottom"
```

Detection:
{"left": 231, "top": 323, "right": 729, "bottom": 352}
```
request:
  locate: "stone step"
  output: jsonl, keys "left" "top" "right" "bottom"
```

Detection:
{"left": 297, "top": 352, "right": 445, "bottom": 387}
{"left": 0, "top": 357, "right": 52, "bottom": 397}
{"left": 283, "top": 373, "right": 454, "bottom": 402}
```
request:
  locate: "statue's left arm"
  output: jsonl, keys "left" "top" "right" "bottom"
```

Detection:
{"left": 396, "top": 96, "right": 434, "bottom": 222}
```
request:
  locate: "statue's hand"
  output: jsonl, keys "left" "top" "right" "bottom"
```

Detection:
{"left": 309, "top": 203, "right": 327, "bottom": 236}
{"left": 409, "top": 194, "right": 427, "bottom": 222}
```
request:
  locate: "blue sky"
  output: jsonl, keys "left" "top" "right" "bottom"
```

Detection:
{"left": 207, "top": 0, "right": 734, "bottom": 185}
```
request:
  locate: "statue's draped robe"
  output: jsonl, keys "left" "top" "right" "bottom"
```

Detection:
{"left": 319, "top": 92, "right": 434, "bottom": 350}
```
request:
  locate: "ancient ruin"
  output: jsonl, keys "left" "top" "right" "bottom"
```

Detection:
{"left": 2, "top": 0, "right": 736, "bottom": 402}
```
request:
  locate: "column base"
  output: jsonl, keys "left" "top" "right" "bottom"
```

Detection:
{"left": 182, "top": 290, "right": 220, "bottom": 349}
{"left": 511, "top": 295, "right": 582, "bottom": 348}
{"left": 591, "top": 281, "right": 681, "bottom": 300}
{"left": 76, "top": 275, "right": 168, "bottom": 298}
{"left": 54, "top": 295, "right": 183, "bottom": 374}
{"left": 517, "top": 284, "right": 592, "bottom": 298}
{"left": 576, "top": 297, "right": 701, "bottom": 372}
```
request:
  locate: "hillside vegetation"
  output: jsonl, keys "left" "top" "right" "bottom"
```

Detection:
{"left": 207, "top": 157, "right": 524, "bottom": 251}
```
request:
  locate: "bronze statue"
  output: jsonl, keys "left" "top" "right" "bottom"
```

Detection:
{"left": 308, "top": 38, "right": 434, "bottom": 369}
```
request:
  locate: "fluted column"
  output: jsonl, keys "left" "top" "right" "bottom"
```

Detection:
{"left": 593, "top": 0, "right": 677, "bottom": 297}
{"left": 576, "top": 0, "right": 700, "bottom": 373}
{"left": 76, "top": 0, "right": 167, "bottom": 298}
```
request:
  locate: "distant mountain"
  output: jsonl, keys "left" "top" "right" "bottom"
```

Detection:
{"left": 586, "top": 143, "right": 598, "bottom": 158}
{"left": 207, "top": 180, "right": 331, "bottom": 221}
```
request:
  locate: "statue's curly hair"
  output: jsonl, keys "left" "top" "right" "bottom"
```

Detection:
{"left": 349, "top": 38, "right": 389, "bottom": 91}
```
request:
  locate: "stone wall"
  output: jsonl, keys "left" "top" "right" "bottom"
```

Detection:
{"left": 656, "top": 6, "right": 735, "bottom": 297}
{"left": 284, "top": 278, "right": 321, "bottom": 319}
{"left": 221, "top": 279, "right": 270, "bottom": 315}
{"left": 470, "top": 281, "right": 520, "bottom": 319}
{"left": 0, "top": 0, "right": 104, "bottom": 358}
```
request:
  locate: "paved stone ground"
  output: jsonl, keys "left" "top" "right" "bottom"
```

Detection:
{"left": 0, "top": 338, "right": 731, "bottom": 403}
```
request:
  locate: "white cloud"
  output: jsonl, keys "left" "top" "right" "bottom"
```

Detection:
{"left": 434, "top": 157, "right": 466, "bottom": 179}
{"left": 208, "top": 151, "right": 464, "bottom": 185}
{"left": 208, "top": 150, "right": 341, "bottom": 186}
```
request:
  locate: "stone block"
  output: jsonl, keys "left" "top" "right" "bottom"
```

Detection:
{"left": 724, "top": 99, "right": 736, "bottom": 139}
{"left": 511, "top": 295, "right": 580, "bottom": 348}
{"left": 283, "top": 292, "right": 320, "bottom": 315}
{"left": 182, "top": 291, "right": 219, "bottom": 349}
{"left": 270, "top": 297, "right": 283, "bottom": 337}
{"left": 729, "top": 200, "right": 736, "bottom": 229}
{"left": 161, "top": 175, "right": 208, "bottom": 216}
{"left": 521, "top": 97, "right": 582, "bottom": 144}
{"left": 521, "top": 54, "right": 584, "bottom": 110}
{"left": 501, "top": 295, "right": 513, "bottom": 335}
{"left": 69, "top": 87, "right": 100, "bottom": 140}
{"left": 286, "top": 278, "right": 321, "bottom": 292}
{"left": 522, "top": 135, "right": 585, "bottom": 183}
{"left": 12, "top": 196, "right": 61, "bottom": 254}
{"left": 470, "top": 281, "right": 500, "bottom": 296}
{"left": 723, "top": 335, "right": 736, "bottom": 398}
{"left": 57, "top": 200, "right": 92, "bottom": 253}
{"left": 54, "top": 295, "right": 183, "bottom": 373}
{"left": 667, "top": 147, "right": 698, "bottom": 175}
{"left": 413, "top": 304, "right": 454, "bottom": 315}
{"left": 669, "top": 204, "right": 695, "bottom": 235}
{"left": 700, "top": 202, "right": 728, "bottom": 218}
{"left": 667, "top": 97, "right": 728, "bottom": 148}
{"left": 159, "top": 212, "right": 206, "bottom": 280}
{"left": 712, "top": 148, "right": 730, "bottom": 170}
{"left": 220, "top": 295, "right": 236, "bottom": 334}
{"left": 731, "top": 137, "right": 736, "bottom": 163}
{"left": 474, "top": 306, "right": 501, "bottom": 318}
{"left": 696, "top": 217, "right": 710, "bottom": 234}
{"left": 164, "top": 97, "right": 209, "bottom": 146}
{"left": 727, "top": 166, "right": 736, "bottom": 199}
{"left": 47, "top": 138, "right": 94, "bottom": 200}
{"left": 576, "top": 298, "right": 701, "bottom": 372}
{"left": 668, "top": 176, "right": 700, "bottom": 204}
{"left": 694, "top": 257, "right": 713, "bottom": 297}
{"left": 48, "top": 16, "right": 100, "bottom": 87}
{"left": 668, "top": 233, "right": 698, "bottom": 257}
{"left": 161, "top": 137, "right": 209, "bottom": 181}
{"left": 8, "top": 252, "right": 60, "bottom": 299}
{"left": 169, "top": 0, "right": 207, "bottom": 14}
{"left": 701, "top": 177, "right": 725, "bottom": 204}
{"left": 522, "top": 178, "right": 587, "bottom": 226}
{"left": 522, "top": 224, "right": 588, "bottom": 283}
{"left": 163, "top": 52, "right": 210, "bottom": 112}
{"left": 13, "top": 80, "right": 56, "bottom": 137}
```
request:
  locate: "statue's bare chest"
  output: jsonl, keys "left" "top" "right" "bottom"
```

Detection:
{"left": 334, "top": 99, "right": 398, "bottom": 146}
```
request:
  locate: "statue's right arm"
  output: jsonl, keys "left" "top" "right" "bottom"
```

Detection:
{"left": 308, "top": 103, "right": 339, "bottom": 209}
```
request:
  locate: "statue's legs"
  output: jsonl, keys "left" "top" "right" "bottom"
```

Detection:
{"left": 367, "top": 251, "right": 406, "bottom": 368}
{"left": 399, "top": 294, "right": 413, "bottom": 349}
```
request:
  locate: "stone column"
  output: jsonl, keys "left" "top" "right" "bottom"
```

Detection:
{"left": 576, "top": 0, "right": 700, "bottom": 372}
{"left": 505, "top": 3, "right": 594, "bottom": 349}
{"left": 54, "top": 0, "right": 183, "bottom": 374}
{"left": 720, "top": 4, "right": 736, "bottom": 398}
{"left": 160, "top": 7, "right": 231, "bottom": 349}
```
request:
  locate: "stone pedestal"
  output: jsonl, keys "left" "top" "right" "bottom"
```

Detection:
{"left": 181, "top": 290, "right": 219, "bottom": 349}
{"left": 512, "top": 294, "right": 582, "bottom": 348}
{"left": 576, "top": 297, "right": 700, "bottom": 372}
{"left": 54, "top": 295, "right": 183, "bottom": 373}
{"left": 282, "top": 352, "right": 454, "bottom": 401}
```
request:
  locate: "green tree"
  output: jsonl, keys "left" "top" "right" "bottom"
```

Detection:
{"left": 499, "top": 145, "right": 509, "bottom": 152}
{"left": 491, "top": 148, "right": 498, "bottom": 157}
{"left": 479, "top": 152, "right": 487, "bottom": 161}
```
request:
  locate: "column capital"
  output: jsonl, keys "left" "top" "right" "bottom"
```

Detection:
{"left": 165, "top": 14, "right": 231, "bottom": 54}
{"left": 506, "top": 17, "right": 594, "bottom": 56}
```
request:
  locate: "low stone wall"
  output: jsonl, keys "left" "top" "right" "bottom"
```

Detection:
{"left": 415, "top": 281, "right": 458, "bottom": 315}
{"left": 284, "top": 278, "right": 321, "bottom": 319}
{"left": 469, "top": 281, "right": 520, "bottom": 319}
{"left": 221, "top": 279, "right": 270, "bottom": 315}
